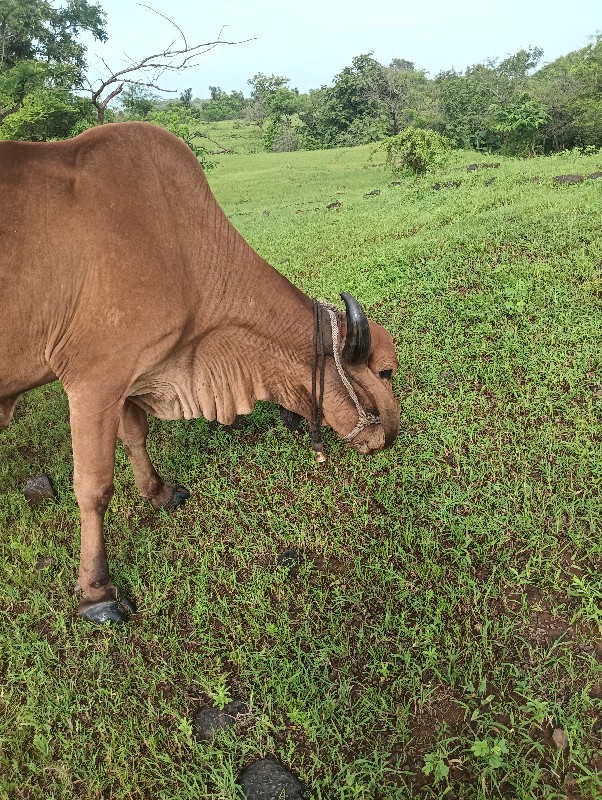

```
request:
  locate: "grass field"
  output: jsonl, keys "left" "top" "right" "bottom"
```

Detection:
{"left": 1, "top": 139, "right": 601, "bottom": 799}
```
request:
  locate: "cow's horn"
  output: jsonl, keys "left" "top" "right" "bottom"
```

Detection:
{"left": 340, "top": 292, "right": 371, "bottom": 364}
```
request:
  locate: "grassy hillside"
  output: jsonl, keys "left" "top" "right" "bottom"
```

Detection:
{"left": 1, "top": 142, "right": 601, "bottom": 799}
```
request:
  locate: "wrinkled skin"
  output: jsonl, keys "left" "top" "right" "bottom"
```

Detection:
{"left": 0, "top": 122, "right": 400, "bottom": 623}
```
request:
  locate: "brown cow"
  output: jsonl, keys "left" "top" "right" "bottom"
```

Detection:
{"left": 0, "top": 122, "right": 400, "bottom": 623}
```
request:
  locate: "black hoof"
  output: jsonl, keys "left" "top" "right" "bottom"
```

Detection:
{"left": 162, "top": 484, "right": 191, "bottom": 511}
{"left": 79, "top": 596, "right": 136, "bottom": 625}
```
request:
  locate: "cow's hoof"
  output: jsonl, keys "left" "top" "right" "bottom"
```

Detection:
{"left": 160, "top": 484, "right": 191, "bottom": 511}
{"left": 79, "top": 595, "right": 136, "bottom": 625}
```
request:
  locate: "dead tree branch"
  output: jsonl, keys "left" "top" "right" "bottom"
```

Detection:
{"left": 87, "top": 8, "right": 254, "bottom": 124}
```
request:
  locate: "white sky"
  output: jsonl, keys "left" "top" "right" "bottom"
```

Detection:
{"left": 81, "top": 0, "right": 600, "bottom": 98}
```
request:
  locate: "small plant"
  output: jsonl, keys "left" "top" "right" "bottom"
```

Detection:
{"left": 470, "top": 737, "right": 509, "bottom": 769}
{"left": 379, "top": 126, "right": 451, "bottom": 176}
{"left": 423, "top": 749, "right": 450, "bottom": 782}
{"left": 207, "top": 675, "right": 232, "bottom": 710}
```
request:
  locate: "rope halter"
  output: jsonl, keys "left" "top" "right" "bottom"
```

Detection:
{"left": 309, "top": 299, "right": 381, "bottom": 462}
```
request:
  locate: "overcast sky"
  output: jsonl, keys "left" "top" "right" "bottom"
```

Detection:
{"left": 81, "top": 0, "right": 600, "bottom": 98}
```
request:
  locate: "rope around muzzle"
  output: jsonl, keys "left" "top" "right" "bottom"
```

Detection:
{"left": 309, "top": 300, "right": 381, "bottom": 462}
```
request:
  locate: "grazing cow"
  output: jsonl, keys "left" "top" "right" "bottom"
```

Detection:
{"left": 0, "top": 122, "right": 400, "bottom": 624}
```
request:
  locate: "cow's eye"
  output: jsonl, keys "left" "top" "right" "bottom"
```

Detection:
{"left": 378, "top": 369, "right": 393, "bottom": 380}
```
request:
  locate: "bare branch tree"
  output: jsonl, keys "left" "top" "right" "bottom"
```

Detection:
{"left": 86, "top": 7, "right": 254, "bottom": 124}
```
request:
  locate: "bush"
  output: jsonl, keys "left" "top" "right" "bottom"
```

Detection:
{"left": 147, "top": 108, "right": 215, "bottom": 170}
{"left": 263, "top": 117, "right": 299, "bottom": 152}
{"left": 380, "top": 126, "right": 451, "bottom": 175}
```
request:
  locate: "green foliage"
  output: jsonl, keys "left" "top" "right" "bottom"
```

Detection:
{"left": 380, "top": 126, "right": 451, "bottom": 174}
{"left": 488, "top": 93, "right": 549, "bottom": 156}
{"left": 147, "top": 107, "right": 216, "bottom": 169}
{"left": 533, "top": 34, "right": 602, "bottom": 151}
{"left": 299, "top": 53, "right": 387, "bottom": 149}
{"left": 262, "top": 116, "right": 299, "bottom": 152}
{"left": 0, "top": 0, "right": 106, "bottom": 139}
{"left": 0, "top": 0, "right": 106, "bottom": 72}
{"left": 179, "top": 87, "right": 192, "bottom": 108}
{"left": 423, "top": 750, "right": 450, "bottom": 782}
{"left": 117, "top": 85, "right": 159, "bottom": 120}
{"left": 201, "top": 85, "right": 246, "bottom": 122}
{"left": 0, "top": 85, "right": 96, "bottom": 140}
{"left": 436, "top": 47, "right": 544, "bottom": 151}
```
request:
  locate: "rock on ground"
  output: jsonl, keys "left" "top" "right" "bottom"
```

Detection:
{"left": 23, "top": 474, "right": 56, "bottom": 504}
{"left": 192, "top": 700, "right": 248, "bottom": 742}
{"left": 239, "top": 759, "right": 305, "bottom": 800}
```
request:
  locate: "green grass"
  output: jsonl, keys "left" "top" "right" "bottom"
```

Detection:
{"left": 1, "top": 143, "right": 601, "bottom": 799}
{"left": 195, "top": 119, "right": 265, "bottom": 155}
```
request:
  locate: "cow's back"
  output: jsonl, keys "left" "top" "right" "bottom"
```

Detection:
{"left": 0, "top": 123, "right": 209, "bottom": 397}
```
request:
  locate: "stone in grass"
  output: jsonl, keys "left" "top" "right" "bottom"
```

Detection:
{"left": 276, "top": 549, "right": 309, "bottom": 577}
{"left": 552, "top": 728, "right": 569, "bottom": 750}
{"left": 553, "top": 174, "right": 584, "bottom": 184}
{"left": 239, "top": 759, "right": 305, "bottom": 800}
{"left": 192, "top": 700, "right": 248, "bottom": 742}
{"left": 23, "top": 474, "right": 56, "bottom": 505}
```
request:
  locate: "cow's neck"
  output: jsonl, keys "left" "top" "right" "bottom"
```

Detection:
{"left": 190, "top": 228, "right": 316, "bottom": 424}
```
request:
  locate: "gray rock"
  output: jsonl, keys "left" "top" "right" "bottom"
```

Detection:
{"left": 554, "top": 174, "right": 584, "bottom": 184}
{"left": 192, "top": 700, "right": 248, "bottom": 742}
{"left": 239, "top": 759, "right": 305, "bottom": 800}
{"left": 23, "top": 474, "right": 55, "bottom": 505}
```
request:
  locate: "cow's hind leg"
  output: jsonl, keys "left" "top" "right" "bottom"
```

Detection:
{"left": 118, "top": 399, "right": 190, "bottom": 511}
{"left": 69, "top": 396, "right": 134, "bottom": 624}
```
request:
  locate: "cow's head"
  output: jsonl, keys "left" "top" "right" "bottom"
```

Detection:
{"left": 312, "top": 294, "right": 400, "bottom": 455}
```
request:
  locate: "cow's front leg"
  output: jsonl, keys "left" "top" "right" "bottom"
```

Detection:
{"left": 70, "top": 399, "right": 134, "bottom": 624}
{"left": 118, "top": 399, "right": 190, "bottom": 510}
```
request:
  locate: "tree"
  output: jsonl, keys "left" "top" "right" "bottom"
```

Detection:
{"left": 179, "top": 87, "right": 192, "bottom": 108}
{"left": 487, "top": 93, "right": 548, "bottom": 155}
{"left": 117, "top": 84, "right": 159, "bottom": 120}
{"left": 0, "top": 0, "right": 106, "bottom": 137}
{"left": 244, "top": 72, "right": 299, "bottom": 131}
{"left": 532, "top": 35, "right": 602, "bottom": 151}
{"left": 201, "top": 85, "right": 246, "bottom": 121}
{"left": 88, "top": 22, "right": 245, "bottom": 125}
{"left": 389, "top": 58, "right": 415, "bottom": 72}
{"left": 299, "top": 53, "right": 386, "bottom": 148}
{"left": 435, "top": 47, "right": 544, "bottom": 151}
{"left": 365, "top": 63, "right": 441, "bottom": 135}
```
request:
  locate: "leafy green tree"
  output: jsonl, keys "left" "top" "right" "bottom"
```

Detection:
{"left": 0, "top": 86, "right": 96, "bottom": 140}
{"left": 179, "top": 87, "right": 192, "bottom": 108}
{"left": 532, "top": 35, "right": 602, "bottom": 151}
{"left": 299, "top": 53, "right": 387, "bottom": 148}
{"left": 487, "top": 93, "right": 548, "bottom": 155}
{"left": 366, "top": 63, "right": 442, "bottom": 135}
{"left": 436, "top": 47, "right": 544, "bottom": 151}
{"left": 201, "top": 85, "right": 246, "bottom": 121}
{"left": 244, "top": 72, "right": 299, "bottom": 132}
{"left": 117, "top": 85, "right": 159, "bottom": 120}
{"left": 0, "top": 0, "right": 106, "bottom": 136}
